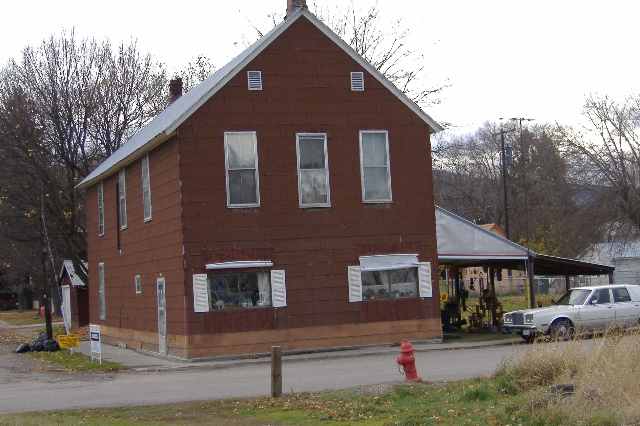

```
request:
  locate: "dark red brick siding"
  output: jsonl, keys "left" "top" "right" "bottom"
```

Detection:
{"left": 86, "top": 139, "right": 186, "bottom": 335}
{"left": 178, "top": 16, "right": 440, "bottom": 336}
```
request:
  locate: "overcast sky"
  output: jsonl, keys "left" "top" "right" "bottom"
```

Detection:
{"left": 2, "top": 0, "right": 638, "bottom": 134}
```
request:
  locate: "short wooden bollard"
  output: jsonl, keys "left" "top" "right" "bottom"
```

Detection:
{"left": 271, "top": 346, "right": 282, "bottom": 398}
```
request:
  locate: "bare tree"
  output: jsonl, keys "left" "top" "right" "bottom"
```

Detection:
{"left": 434, "top": 122, "right": 612, "bottom": 257}
{"left": 0, "top": 31, "right": 167, "bottom": 285}
{"left": 560, "top": 95, "right": 640, "bottom": 237}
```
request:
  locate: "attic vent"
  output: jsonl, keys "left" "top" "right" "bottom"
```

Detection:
{"left": 247, "top": 71, "right": 263, "bottom": 91}
{"left": 351, "top": 72, "right": 364, "bottom": 91}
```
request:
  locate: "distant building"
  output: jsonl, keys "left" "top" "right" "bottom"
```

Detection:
{"left": 581, "top": 241, "right": 640, "bottom": 286}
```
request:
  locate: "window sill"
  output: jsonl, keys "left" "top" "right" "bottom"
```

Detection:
{"left": 227, "top": 204, "right": 261, "bottom": 209}
{"left": 362, "top": 200, "right": 393, "bottom": 204}
{"left": 143, "top": 217, "right": 152, "bottom": 223}
{"left": 299, "top": 204, "right": 331, "bottom": 209}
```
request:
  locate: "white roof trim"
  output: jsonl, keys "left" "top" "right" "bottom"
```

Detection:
{"left": 59, "top": 259, "right": 87, "bottom": 287}
{"left": 77, "top": 9, "right": 442, "bottom": 190}
{"left": 206, "top": 261, "right": 274, "bottom": 270}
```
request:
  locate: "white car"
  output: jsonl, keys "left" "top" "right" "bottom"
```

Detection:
{"left": 503, "top": 284, "right": 640, "bottom": 342}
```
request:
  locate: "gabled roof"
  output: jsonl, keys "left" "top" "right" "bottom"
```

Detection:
{"left": 59, "top": 260, "right": 87, "bottom": 287}
{"left": 77, "top": 9, "right": 443, "bottom": 190}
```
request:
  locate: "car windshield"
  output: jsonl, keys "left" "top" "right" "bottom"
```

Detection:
{"left": 555, "top": 289, "right": 592, "bottom": 306}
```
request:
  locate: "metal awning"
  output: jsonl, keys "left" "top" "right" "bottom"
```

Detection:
{"left": 435, "top": 206, "right": 614, "bottom": 277}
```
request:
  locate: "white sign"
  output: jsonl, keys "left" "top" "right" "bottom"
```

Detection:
{"left": 89, "top": 324, "right": 102, "bottom": 364}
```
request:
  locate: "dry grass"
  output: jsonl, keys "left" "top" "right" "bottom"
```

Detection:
{"left": 497, "top": 328, "right": 640, "bottom": 425}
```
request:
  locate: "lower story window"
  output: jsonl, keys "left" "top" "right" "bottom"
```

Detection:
{"left": 362, "top": 267, "right": 418, "bottom": 300}
{"left": 208, "top": 271, "right": 271, "bottom": 310}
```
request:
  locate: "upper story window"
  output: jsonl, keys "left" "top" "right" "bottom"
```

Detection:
{"left": 359, "top": 130, "right": 392, "bottom": 203}
{"left": 351, "top": 72, "right": 365, "bottom": 91}
{"left": 97, "top": 182, "right": 105, "bottom": 236}
{"left": 247, "top": 71, "right": 263, "bottom": 91}
{"left": 296, "top": 133, "right": 330, "bottom": 208}
{"left": 141, "top": 154, "right": 152, "bottom": 222}
{"left": 224, "top": 132, "right": 260, "bottom": 208}
{"left": 118, "top": 169, "right": 128, "bottom": 229}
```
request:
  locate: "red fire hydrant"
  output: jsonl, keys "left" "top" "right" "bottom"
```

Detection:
{"left": 396, "top": 340, "right": 421, "bottom": 382}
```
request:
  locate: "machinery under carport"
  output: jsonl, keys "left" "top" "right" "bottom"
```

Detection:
{"left": 435, "top": 207, "right": 615, "bottom": 331}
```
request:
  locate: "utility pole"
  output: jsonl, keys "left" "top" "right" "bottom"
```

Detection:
{"left": 496, "top": 122, "right": 516, "bottom": 240}
{"left": 510, "top": 117, "right": 535, "bottom": 308}
{"left": 40, "top": 184, "right": 53, "bottom": 340}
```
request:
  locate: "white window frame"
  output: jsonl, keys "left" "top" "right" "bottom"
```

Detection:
{"left": 97, "top": 182, "right": 105, "bottom": 236}
{"left": 141, "top": 154, "right": 152, "bottom": 222}
{"left": 224, "top": 131, "right": 261, "bottom": 208}
{"left": 118, "top": 169, "right": 128, "bottom": 229}
{"left": 134, "top": 274, "right": 142, "bottom": 295}
{"left": 359, "top": 130, "right": 393, "bottom": 203}
{"left": 351, "top": 71, "right": 365, "bottom": 91}
{"left": 247, "top": 70, "right": 263, "bottom": 91}
{"left": 98, "top": 262, "right": 106, "bottom": 320}
{"left": 296, "top": 133, "right": 331, "bottom": 208}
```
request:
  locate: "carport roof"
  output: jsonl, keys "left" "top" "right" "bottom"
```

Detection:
{"left": 435, "top": 206, "right": 614, "bottom": 276}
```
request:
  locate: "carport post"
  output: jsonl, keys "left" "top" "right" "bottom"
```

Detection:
{"left": 565, "top": 275, "right": 571, "bottom": 293}
{"left": 527, "top": 256, "right": 536, "bottom": 309}
{"left": 608, "top": 272, "right": 614, "bottom": 284}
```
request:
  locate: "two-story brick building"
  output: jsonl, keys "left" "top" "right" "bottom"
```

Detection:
{"left": 77, "top": 1, "right": 443, "bottom": 358}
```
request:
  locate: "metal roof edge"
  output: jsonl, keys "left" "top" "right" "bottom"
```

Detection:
{"left": 435, "top": 205, "right": 530, "bottom": 254}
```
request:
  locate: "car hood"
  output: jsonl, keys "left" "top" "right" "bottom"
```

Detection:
{"left": 508, "top": 305, "right": 569, "bottom": 316}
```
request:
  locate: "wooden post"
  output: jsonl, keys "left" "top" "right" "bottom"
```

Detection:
{"left": 271, "top": 346, "right": 282, "bottom": 398}
{"left": 565, "top": 275, "right": 571, "bottom": 293}
{"left": 527, "top": 257, "right": 537, "bottom": 309}
{"left": 489, "top": 267, "right": 497, "bottom": 327}
{"left": 608, "top": 272, "right": 614, "bottom": 284}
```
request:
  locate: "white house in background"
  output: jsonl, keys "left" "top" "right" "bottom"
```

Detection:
{"left": 580, "top": 241, "right": 640, "bottom": 286}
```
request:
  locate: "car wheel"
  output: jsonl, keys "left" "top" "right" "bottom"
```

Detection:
{"left": 550, "top": 318, "right": 574, "bottom": 341}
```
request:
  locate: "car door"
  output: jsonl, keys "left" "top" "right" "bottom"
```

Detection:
{"left": 581, "top": 288, "right": 616, "bottom": 331}
{"left": 612, "top": 287, "right": 639, "bottom": 328}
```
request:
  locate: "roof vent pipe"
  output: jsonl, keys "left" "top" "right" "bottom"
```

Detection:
{"left": 286, "top": 0, "right": 307, "bottom": 19}
{"left": 168, "top": 78, "right": 183, "bottom": 104}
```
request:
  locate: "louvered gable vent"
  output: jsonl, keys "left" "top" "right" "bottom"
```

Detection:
{"left": 247, "top": 70, "right": 263, "bottom": 91}
{"left": 351, "top": 71, "right": 364, "bottom": 91}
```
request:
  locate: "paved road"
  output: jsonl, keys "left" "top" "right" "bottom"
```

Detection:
{"left": 0, "top": 343, "right": 530, "bottom": 414}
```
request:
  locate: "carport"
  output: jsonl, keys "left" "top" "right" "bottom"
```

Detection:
{"left": 435, "top": 207, "right": 614, "bottom": 326}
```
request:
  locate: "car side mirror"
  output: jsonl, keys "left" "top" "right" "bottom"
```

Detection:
{"left": 589, "top": 298, "right": 598, "bottom": 305}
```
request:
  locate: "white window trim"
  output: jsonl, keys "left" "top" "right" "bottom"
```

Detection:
{"left": 118, "top": 169, "right": 128, "bottom": 230}
{"left": 97, "top": 182, "right": 105, "bottom": 237}
{"left": 296, "top": 132, "right": 331, "bottom": 208}
{"left": 224, "top": 131, "right": 261, "bottom": 208}
{"left": 247, "top": 70, "right": 263, "bottom": 91}
{"left": 134, "top": 274, "right": 142, "bottom": 295}
{"left": 205, "top": 260, "right": 274, "bottom": 270}
{"left": 359, "top": 130, "right": 393, "bottom": 203}
{"left": 98, "top": 262, "right": 106, "bottom": 320}
{"left": 141, "top": 154, "right": 152, "bottom": 222}
{"left": 351, "top": 71, "right": 365, "bottom": 91}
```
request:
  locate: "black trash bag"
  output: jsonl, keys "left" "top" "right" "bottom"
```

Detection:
{"left": 30, "top": 332, "right": 48, "bottom": 352}
{"left": 43, "top": 339, "right": 59, "bottom": 352}
{"left": 15, "top": 343, "right": 31, "bottom": 354}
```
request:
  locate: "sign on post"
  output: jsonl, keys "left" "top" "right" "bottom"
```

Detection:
{"left": 89, "top": 324, "right": 102, "bottom": 364}
{"left": 56, "top": 334, "right": 80, "bottom": 350}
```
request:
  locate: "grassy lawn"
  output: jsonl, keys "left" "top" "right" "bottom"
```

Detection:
{"left": 0, "top": 310, "right": 49, "bottom": 326}
{"left": 0, "top": 379, "right": 536, "bottom": 426}
{"left": 28, "top": 350, "right": 123, "bottom": 373}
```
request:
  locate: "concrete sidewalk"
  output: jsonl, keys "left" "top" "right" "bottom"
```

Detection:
{"left": 79, "top": 336, "right": 522, "bottom": 372}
